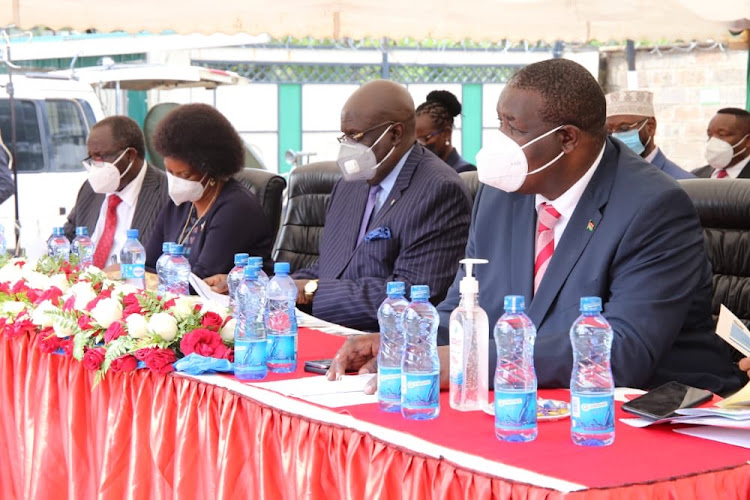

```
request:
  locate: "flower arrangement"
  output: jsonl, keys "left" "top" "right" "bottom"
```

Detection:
{"left": 0, "top": 255, "right": 236, "bottom": 383}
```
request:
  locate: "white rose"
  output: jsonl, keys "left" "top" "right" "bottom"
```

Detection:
{"left": 26, "top": 272, "right": 51, "bottom": 290}
{"left": 199, "top": 299, "right": 229, "bottom": 321}
{"left": 52, "top": 318, "right": 73, "bottom": 338}
{"left": 148, "top": 312, "right": 178, "bottom": 342}
{"left": 68, "top": 282, "right": 98, "bottom": 310}
{"left": 0, "top": 265, "right": 24, "bottom": 284}
{"left": 31, "top": 299, "right": 57, "bottom": 328}
{"left": 90, "top": 297, "right": 123, "bottom": 328}
{"left": 220, "top": 318, "right": 237, "bottom": 343}
{"left": 126, "top": 313, "right": 149, "bottom": 339}
{"left": 48, "top": 273, "right": 70, "bottom": 292}
{"left": 80, "top": 266, "right": 107, "bottom": 280}
{"left": 169, "top": 296, "right": 197, "bottom": 320}
{"left": 113, "top": 283, "right": 140, "bottom": 298}
{"left": 1, "top": 300, "right": 27, "bottom": 317}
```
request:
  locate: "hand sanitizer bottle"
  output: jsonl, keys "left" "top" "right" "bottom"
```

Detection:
{"left": 449, "top": 258, "right": 490, "bottom": 411}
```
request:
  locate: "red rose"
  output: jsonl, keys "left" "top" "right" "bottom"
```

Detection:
{"left": 134, "top": 347, "right": 154, "bottom": 361}
{"left": 11, "top": 280, "right": 29, "bottom": 295}
{"left": 78, "top": 314, "right": 94, "bottom": 331}
{"left": 60, "top": 337, "right": 74, "bottom": 356}
{"left": 180, "top": 328, "right": 228, "bottom": 358}
{"left": 82, "top": 347, "right": 105, "bottom": 371}
{"left": 37, "top": 328, "right": 61, "bottom": 353}
{"left": 200, "top": 312, "right": 223, "bottom": 331}
{"left": 194, "top": 303, "right": 202, "bottom": 313}
{"left": 110, "top": 355, "right": 138, "bottom": 373}
{"left": 86, "top": 288, "right": 113, "bottom": 311}
{"left": 122, "top": 293, "right": 142, "bottom": 318}
{"left": 8, "top": 317, "right": 35, "bottom": 339}
{"left": 223, "top": 348, "right": 234, "bottom": 363}
{"left": 0, "top": 282, "right": 10, "bottom": 294}
{"left": 104, "top": 321, "right": 127, "bottom": 344}
{"left": 163, "top": 298, "right": 176, "bottom": 309}
{"left": 13, "top": 260, "right": 25, "bottom": 268}
{"left": 25, "top": 288, "right": 40, "bottom": 304}
{"left": 37, "top": 286, "right": 63, "bottom": 307}
{"left": 62, "top": 295, "right": 76, "bottom": 312}
{"left": 142, "top": 348, "right": 176, "bottom": 374}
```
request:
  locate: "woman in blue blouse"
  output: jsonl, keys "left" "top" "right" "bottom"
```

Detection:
{"left": 415, "top": 90, "right": 476, "bottom": 173}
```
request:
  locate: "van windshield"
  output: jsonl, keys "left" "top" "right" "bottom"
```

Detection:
{"left": 45, "top": 99, "right": 88, "bottom": 172}
{"left": 0, "top": 99, "right": 44, "bottom": 172}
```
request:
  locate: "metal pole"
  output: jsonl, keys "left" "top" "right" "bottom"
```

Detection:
{"left": 4, "top": 42, "right": 21, "bottom": 256}
{"left": 626, "top": 39, "right": 638, "bottom": 90}
{"left": 381, "top": 38, "right": 390, "bottom": 80}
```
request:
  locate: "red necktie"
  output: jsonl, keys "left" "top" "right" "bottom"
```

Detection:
{"left": 716, "top": 169, "right": 729, "bottom": 179}
{"left": 93, "top": 194, "right": 122, "bottom": 268}
{"left": 534, "top": 203, "right": 562, "bottom": 293}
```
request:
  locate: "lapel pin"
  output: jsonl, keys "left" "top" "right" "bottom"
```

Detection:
{"left": 390, "top": 199, "right": 395, "bottom": 206}
{"left": 586, "top": 220, "right": 595, "bottom": 232}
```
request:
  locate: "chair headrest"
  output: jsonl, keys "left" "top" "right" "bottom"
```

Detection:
{"left": 678, "top": 178, "right": 750, "bottom": 230}
{"left": 289, "top": 161, "right": 341, "bottom": 197}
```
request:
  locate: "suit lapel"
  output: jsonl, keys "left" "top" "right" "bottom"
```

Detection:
{"left": 329, "top": 181, "right": 370, "bottom": 278}
{"left": 651, "top": 150, "right": 666, "bottom": 170}
{"left": 527, "top": 142, "right": 617, "bottom": 328}
{"left": 510, "top": 195, "right": 535, "bottom": 306}
{"left": 131, "top": 165, "right": 156, "bottom": 231}
{"left": 87, "top": 192, "right": 105, "bottom": 233}
{"left": 368, "top": 146, "right": 420, "bottom": 229}
{"left": 738, "top": 163, "right": 750, "bottom": 179}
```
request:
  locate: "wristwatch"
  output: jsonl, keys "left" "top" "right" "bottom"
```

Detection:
{"left": 304, "top": 279, "right": 319, "bottom": 299}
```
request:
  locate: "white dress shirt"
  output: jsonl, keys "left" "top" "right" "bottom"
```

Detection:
{"left": 711, "top": 155, "right": 750, "bottom": 179}
{"left": 534, "top": 144, "right": 606, "bottom": 247}
{"left": 91, "top": 162, "right": 148, "bottom": 265}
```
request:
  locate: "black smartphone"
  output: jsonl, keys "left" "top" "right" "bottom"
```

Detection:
{"left": 622, "top": 381, "right": 713, "bottom": 420}
{"left": 304, "top": 359, "right": 332, "bottom": 375}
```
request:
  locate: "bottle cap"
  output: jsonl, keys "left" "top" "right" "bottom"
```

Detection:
{"left": 234, "top": 252, "right": 250, "bottom": 265}
{"left": 171, "top": 244, "right": 184, "bottom": 256}
{"left": 386, "top": 281, "right": 406, "bottom": 296}
{"left": 248, "top": 256, "right": 263, "bottom": 269}
{"left": 459, "top": 258, "right": 488, "bottom": 295}
{"left": 503, "top": 295, "right": 526, "bottom": 313}
{"left": 410, "top": 285, "right": 430, "bottom": 300}
{"left": 243, "top": 265, "right": 260, "bottom": 279}
{"left": 127, "top": 228, "right": 139, "bottom": 239}
{"left": 52, "top": 227, "right": 64, "bottom": 236}
{"left": 580, "top": 296, "right": 602, "bottom": 313}
{"left": 162, "top": 241, "right": 174, "bottom": 253}
{"left": 75, "top": 226, "right": 88, "bottom": 236}
{"left": 274, "top": 262, "right": 290, "bottom": 275}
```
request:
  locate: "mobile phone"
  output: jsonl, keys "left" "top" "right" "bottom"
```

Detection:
{"left": 304, "top": 359, "right": 332, "bottom": 375}
{"left": 622, "top": 381, "right": 713, "bottom": 420}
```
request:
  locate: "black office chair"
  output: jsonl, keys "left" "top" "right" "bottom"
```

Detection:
{"left": 272, "top": 161, "right": 342, "bottom": 273}
{"left": 233, "top": 168, "right": 287, "bottom": 244}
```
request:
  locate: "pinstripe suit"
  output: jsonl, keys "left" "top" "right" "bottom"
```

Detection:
{"left": 294, "top": 144, "right": 472, "bottom": 331}
{"left": 63, "top": 164, "right": 168, "bottom": 247}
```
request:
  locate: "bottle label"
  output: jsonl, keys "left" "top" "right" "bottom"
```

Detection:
{"left": 122, "top": 263, "right": 145, "bottom": 279}
{"left": 401, "top": 372, "right": 439, "bottom": 410}
{"left": 234, "top": 339, "right": 267, "bottom": 369}
{"left": 571, "top": 393, "right": 614, "bottom": 434}
{"left": 378, "top": 366, "right": 401, "bottom": 404}
{"left": 494, "top": 390, "right": 537, "bottom": 430}
{"left": 267, "top": 334, "right": 297, "bottom": 363}
{"left": 449, "top": 322, "right": 464, "bottom": 386}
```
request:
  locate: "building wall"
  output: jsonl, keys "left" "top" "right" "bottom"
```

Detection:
{"left": 603, "top": 47, "right": 748, "bottom": 172}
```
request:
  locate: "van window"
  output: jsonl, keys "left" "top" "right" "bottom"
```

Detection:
{"left": 0, "top": 99, "right": 44, "bottom": 172}
{"left": 45, "top": 100, "right": 88, "bottom": 172}
{"left": 76, "top": 99, "right": 98, "bottom": 129}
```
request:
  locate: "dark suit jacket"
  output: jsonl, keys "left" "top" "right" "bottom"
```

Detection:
{"left": 651, "top": 149, "right": 693, "bottom": 179}
{"left": 692, "top": 162, "right": 750, "bottom": 178}
{"left": 145, "top": 178, "right": 274, "bottom": 278}
{"left": 63, "top": 164, "right": 168, "bottom": 246}
{"left": 437, "top": 138, "right": 744, "bottom": 395}
{"left": 445, "top": 148, "right": 476, "bottom": 173}
{"left": 294, "top": 144, "right": 472, "bottom": 331}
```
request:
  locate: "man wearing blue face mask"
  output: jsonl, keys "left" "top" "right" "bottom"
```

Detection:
{"left": 292, "top": 79, "right": 472, "bottom": 331}
{"left": 605, "top": 90, "right": 693, "bottom": 180}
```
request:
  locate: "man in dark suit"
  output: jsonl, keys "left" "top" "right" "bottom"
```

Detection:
{"left": 605, "top": 89, "right": 692, "bottom": 180}
{"left": 293, "top": 80, "right": 472, "bottom": 331}
{"left": 64, "top": 116, "right": 168, "bottom": 267}
{"left": 329, "top": 60, "right": 744, "bottom": 396}
{"left": 691, "top": 108, "right": 750, "bottom": 179}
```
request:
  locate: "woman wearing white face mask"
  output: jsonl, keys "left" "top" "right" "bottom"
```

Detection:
{"left": 144, "top": 104, "right": 274, "bottom": 279}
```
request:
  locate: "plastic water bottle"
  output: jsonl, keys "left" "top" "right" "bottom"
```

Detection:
{"left": 0, "top": 224, "right": 6, "bottom": 255}
{"left": 265, "top": 262, "right": 297, "bottom": 373}
{"left": 570, "top": 296, "right": 615, "bottom": 447}
{"left": 247, "top": 256, "right": 269, "bottom": 289}
{"left": 156, "top": 242, "right": 174, "bottom": 295}
{"left": 71, "top": 226, "right": 94, "bottom": 269}
{"left": 166, "top": 244, "right": 190, "bottom": 296}
{"left": 228, "top": 253, "right": 249, "bottom": 312}
{"left": 376, "top": 281, "right": 409, "bottom": 412}
{"left": 120, "top": 228, "right": 146, "bottom": 289}
{"left": 493, "top": 295, "right": 538, "bottom": 442}
{"left": 400, "top": 285, "right": 440, "bottom": 420}
{"left": 234, "top": 265, "right": 267, "bottom": 380}
{"left": 47, "top": 227, "right": 71, "bottom": 262}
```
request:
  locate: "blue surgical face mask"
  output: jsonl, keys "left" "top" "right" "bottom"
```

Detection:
{"left": 612, "top": 119, "right": 650, "bottom": 156}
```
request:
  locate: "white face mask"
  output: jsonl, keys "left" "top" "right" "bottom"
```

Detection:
{"left": 167, "top": 171, "right": 207, "bottom": 205}
{"left": 336, "top": 125, "right": 396, "bottom": 181}
{"left": 476, "top": 125, "right": 565, "bottom": 192}
{"left": 705, "top": 135, "right": 748, "bottom": 170}
{"left": 83, "top": 149, "right": 133, "bottom": 194}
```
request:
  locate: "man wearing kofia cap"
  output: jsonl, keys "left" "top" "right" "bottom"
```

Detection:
{"left": 605, "top": 90, "right": 693, "bottom": 180}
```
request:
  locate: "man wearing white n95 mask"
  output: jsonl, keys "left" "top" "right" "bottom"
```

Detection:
{"left": 692, "top": 108, "right": 750, "bottom": 179}
{"left": 64, "top": 116, "right": 168, "bottom": 268}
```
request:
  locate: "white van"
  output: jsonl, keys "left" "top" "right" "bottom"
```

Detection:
{"left": 0, "top": 74, "right": 105, "bottom": 251}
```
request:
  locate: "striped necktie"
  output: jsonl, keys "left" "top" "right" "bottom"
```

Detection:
{"left": 534, "top": 202, "right": 562, "bottom": 293}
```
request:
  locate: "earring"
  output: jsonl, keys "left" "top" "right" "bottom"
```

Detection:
{"left": 209, "top": 178, "right": 216, "bottom": 186}
{"left": 445, "top": 141, "right": 450, "bottom": 145}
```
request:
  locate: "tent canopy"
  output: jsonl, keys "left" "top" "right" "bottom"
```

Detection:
{"left": 3, "top": 1, "right": 748, "bottom": 43}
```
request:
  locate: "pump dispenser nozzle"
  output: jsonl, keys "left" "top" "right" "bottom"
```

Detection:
{"left": 459, "top": 258, "right": 488, "bottom": 295}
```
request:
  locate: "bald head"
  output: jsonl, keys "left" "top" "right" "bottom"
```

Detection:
{"left": 342, "top": 80, "right": 416, "bottom": 137}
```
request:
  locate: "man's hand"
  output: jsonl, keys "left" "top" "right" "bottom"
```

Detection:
{"left": 204, "top": 274, "right": 229, "bottom": 294}
{"left": 294, "top": 279, "right": 312, "bottom": 306}
{"left": 327, "top": 333, "right": 380, "bottom": 383}
{"left": 740, "top": 357, "right": 750, "bottom": 378}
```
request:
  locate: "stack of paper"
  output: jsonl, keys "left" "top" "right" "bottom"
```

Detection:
{"left": 250, "top": 374, "right": 377, "bottom": 407}
{"left": 295, "top": 309, "right": 367, "bottom": 336}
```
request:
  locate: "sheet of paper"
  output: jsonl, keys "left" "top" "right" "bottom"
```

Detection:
{"left": 295, "top": 308, "right": 367, "bottom": 336}
{"left": 249, "top": 373, "right": 377, "bottom": 408}
{"left": 717, "top": 381, "right": 750, "bottom": 409}
{"left": 189, "top": 273, "right": 230, "bottom": 308}
{"left": 676, "top": 407, "right": 750, "bottom": 420}
{"left": 614, "top": 387, "right": 645, "bottom": 402}
{"left": 716, "top": 304, "right": 750, "bottom": 357}
{"left": 674, "top": 426, "right": 750, "bottom": 449}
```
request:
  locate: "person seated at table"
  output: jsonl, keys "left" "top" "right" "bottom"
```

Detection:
{"left": 292, "top": 79, "right": 472, "bottom": 331}
{"left": 415, "top": 90, "right": 476, "bottom": 173}
{"left": 64, "top": 116, "right": 168, "bottom": 268}
{"left": 144, "top": 103, "right": 274, "bottom": 278}
{"left": 328, "top": 59, "right": 745, "bottom": 396}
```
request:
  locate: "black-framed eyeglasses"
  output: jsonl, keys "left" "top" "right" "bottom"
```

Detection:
{"left": 82, "top": 149, "right": 127, "bottom": 164}
{"left": 416, "top": 129, "right": 443, "bottom": 144}
{"left": 607, "top": 118, "right": 648, "bottom": 134}
{"left": 337, "top": 121, "right": 395, "bottom": 145}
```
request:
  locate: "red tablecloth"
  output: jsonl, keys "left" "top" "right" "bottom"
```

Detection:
{"left": 2, "top": 328, "right": 749, "bottom": 499}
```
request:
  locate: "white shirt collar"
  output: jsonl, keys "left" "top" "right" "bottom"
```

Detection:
{"left": 716, "top": 155, "right": 750, "bottom": 179}
{"left": 112, "top": 161, "right": 148, "bottom": 207}
{"left": 645, "top": 146, "right": 659, "bottom": 164}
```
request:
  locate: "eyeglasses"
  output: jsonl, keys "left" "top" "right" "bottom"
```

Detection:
{"left": 416, "top": 129, "right": 442, "bottom": 144}
{"left": 337, "top": 121, "right": 395, "bottom": 144}
{"left": 82, "top": 149, "right": 127, "bottom": 164}
{"left": 608, "top": 118, "right": 648, "bottom": 134}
